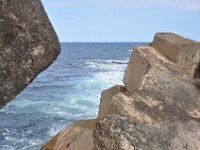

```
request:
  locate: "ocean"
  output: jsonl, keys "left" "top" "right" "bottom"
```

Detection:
{"left": 0, "top": 43, "right": 147, "bottom": 150}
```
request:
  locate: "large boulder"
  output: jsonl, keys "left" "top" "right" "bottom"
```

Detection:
{"left": 152, "top": 33, "right": 200, "bottom": 79}
{"left": 152, "top": 33, "right": 197, "bottom": 63}
{"left": 0, "top": 0, "right": 60, "bottom": 107}
{"left": 123, "top": 46, "right": 200, "bottom": 120}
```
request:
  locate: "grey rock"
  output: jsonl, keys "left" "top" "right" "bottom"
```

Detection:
{"left": 0, "top": 0, "right": 60, "bottom": 107}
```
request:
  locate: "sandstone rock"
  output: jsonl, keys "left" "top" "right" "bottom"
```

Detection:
{"left": 94, "top": 115, "right": 200, "bottom": 150}
{"left": 112, "top": 93, "right": 155, "bottom": 126}
{"left": 152, "top": 33, "right": 200, "bottom": 78}
{"left": 41, "top": 33, "right": 200, "bottom": 150}
{"left": 124, "top": 46, "right": 200, "bottom": 120}
{"left": 41, "top": 119, "right": 96, "bottom": 150}
{"left": 177, "top": 44, "right": 200, "bottom": 79}
{"left": 97, "top": 85, "right": 154, "bottom": 125}
{"left": 97, "top": 85, "right": 126, "bottom": 121}
{"left": 152, "top": 33, "right": 196, "bottom": 62}
{"left": 0, "top": 0, "right": 60, "bottom": 107}
{"left": 124, "top": 46, "right": 175, "bottom": 92}
{"left": 123, "top": 49, "right": 151, "bottom": 91}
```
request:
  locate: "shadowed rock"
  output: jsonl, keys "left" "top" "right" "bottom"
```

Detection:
{"left": 0, "top": 0, "right": 60, "bottom": 107}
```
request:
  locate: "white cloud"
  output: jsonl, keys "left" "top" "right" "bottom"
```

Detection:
{"left": 182, "top": 4, "right": 200, "bottom": 11}
{"left": 44, "top": 0, "right": 200, "bottom": 11}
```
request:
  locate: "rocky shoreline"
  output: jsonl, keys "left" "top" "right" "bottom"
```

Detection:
{"left": 1, "top": 1, "right": 200, "bottom": 149}
{"left": 41, "top": 33, "right": 200, "bottom": 150}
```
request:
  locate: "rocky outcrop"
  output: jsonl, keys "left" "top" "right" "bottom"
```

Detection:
{"left": 41, "top": 33, "right": 200, "bottom": 150}
{"left": 0, "top": 0, "right": 60, "bottom": 107}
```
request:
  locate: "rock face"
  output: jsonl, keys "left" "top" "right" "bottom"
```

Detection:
{"left": 94, "top": 115, "right": 200, "bottom": 150}
{"left": 41, "top": 33, "right": 200, "bottom": 150}
{"left": 0, "top": 0, "right": 60, "bottom": 107}
{"left": 152, "top": 33, "right": 200, "bottom": 79}
{"left": 41, "top": 120, "right": 96, "bottom": 150}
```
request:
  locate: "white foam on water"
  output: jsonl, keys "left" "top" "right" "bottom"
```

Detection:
{"left": 0, "top": 145, "right": 15, "bottom": 150}
{"left": 48, "top": 123, "right": 69, "bottom": 137}
{"left": 0, "top": 60, "right": 129, "bottom": 150}
{"left": 85, "top": 59, "right": 128, "bottom": 70}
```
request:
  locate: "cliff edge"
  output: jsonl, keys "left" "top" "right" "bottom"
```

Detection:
{"left": 0, "top": 0, "right": 60, "bottom": 107}
{"left": 41, "top": 33, "right": 200, "bottom": 150}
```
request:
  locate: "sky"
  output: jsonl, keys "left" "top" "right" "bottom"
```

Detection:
{"left": 41, "top": 0, "right": 200, "bottom": 42}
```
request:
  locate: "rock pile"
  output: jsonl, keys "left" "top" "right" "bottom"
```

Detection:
{"left": 41, "top": 33, "right": 200, "bottom": 150}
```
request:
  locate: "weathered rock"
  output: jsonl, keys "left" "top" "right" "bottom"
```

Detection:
{"left": 94, "top": 37, "right": 200, "bottom": 149}
{"left": 124, "top": 46, "right": 200, "bottom": 120}
{"left": 41, "top": 120, "right": 96, "bottom": 150}
{"left": 97, "top": 85, "right": 126, "bottom": 121}
{"left": 97, "top": 86, "right": 155, "bottom": 126}
{"left": 94, "top": 115, "right": 200, "bottom": 150}
{"left": 112, "top": 93, "right": 155, "bottom": 126}
{"left": 152, "top": 33, "right": 197, "bottom": 62}
{"left": 0, "top": 0, "right": 60, "bottom": 107}
{"left": 41, "top": 33, "right": 200, "bottom": 150}
{"left": 152, "top": 33, "right": 200, "bottom": 79}
{"left": 123, "top": 47, "right": 151, "bottom": 91}
{"left": 177, "top": 44, "right": 200, "bottom": 79}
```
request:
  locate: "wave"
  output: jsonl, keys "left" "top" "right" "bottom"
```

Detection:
{"left": 85, "top": 59, "right": 128, "bottom": 70}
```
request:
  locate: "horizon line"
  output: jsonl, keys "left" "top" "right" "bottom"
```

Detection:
{"left": 60, "top": 41, "right": 150, "bottom": 43}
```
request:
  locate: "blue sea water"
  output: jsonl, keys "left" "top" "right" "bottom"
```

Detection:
{"left": 0, "top": 43, "right": 147, "bottom": 150}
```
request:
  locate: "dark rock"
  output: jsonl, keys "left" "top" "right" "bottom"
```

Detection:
{"left": 0, "top": 0, "right": 60, "bottom": 108}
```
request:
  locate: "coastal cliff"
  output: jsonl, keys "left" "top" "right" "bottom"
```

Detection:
{"left": 0, "top": 0, "right": 60, "bottom": 107}
{"left": 41, "top": 33, "right": 200, "bottom": 150}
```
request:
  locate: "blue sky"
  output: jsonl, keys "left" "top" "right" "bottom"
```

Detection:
{"left": 41, "top": 0, "right": 200, "bottom": 42}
